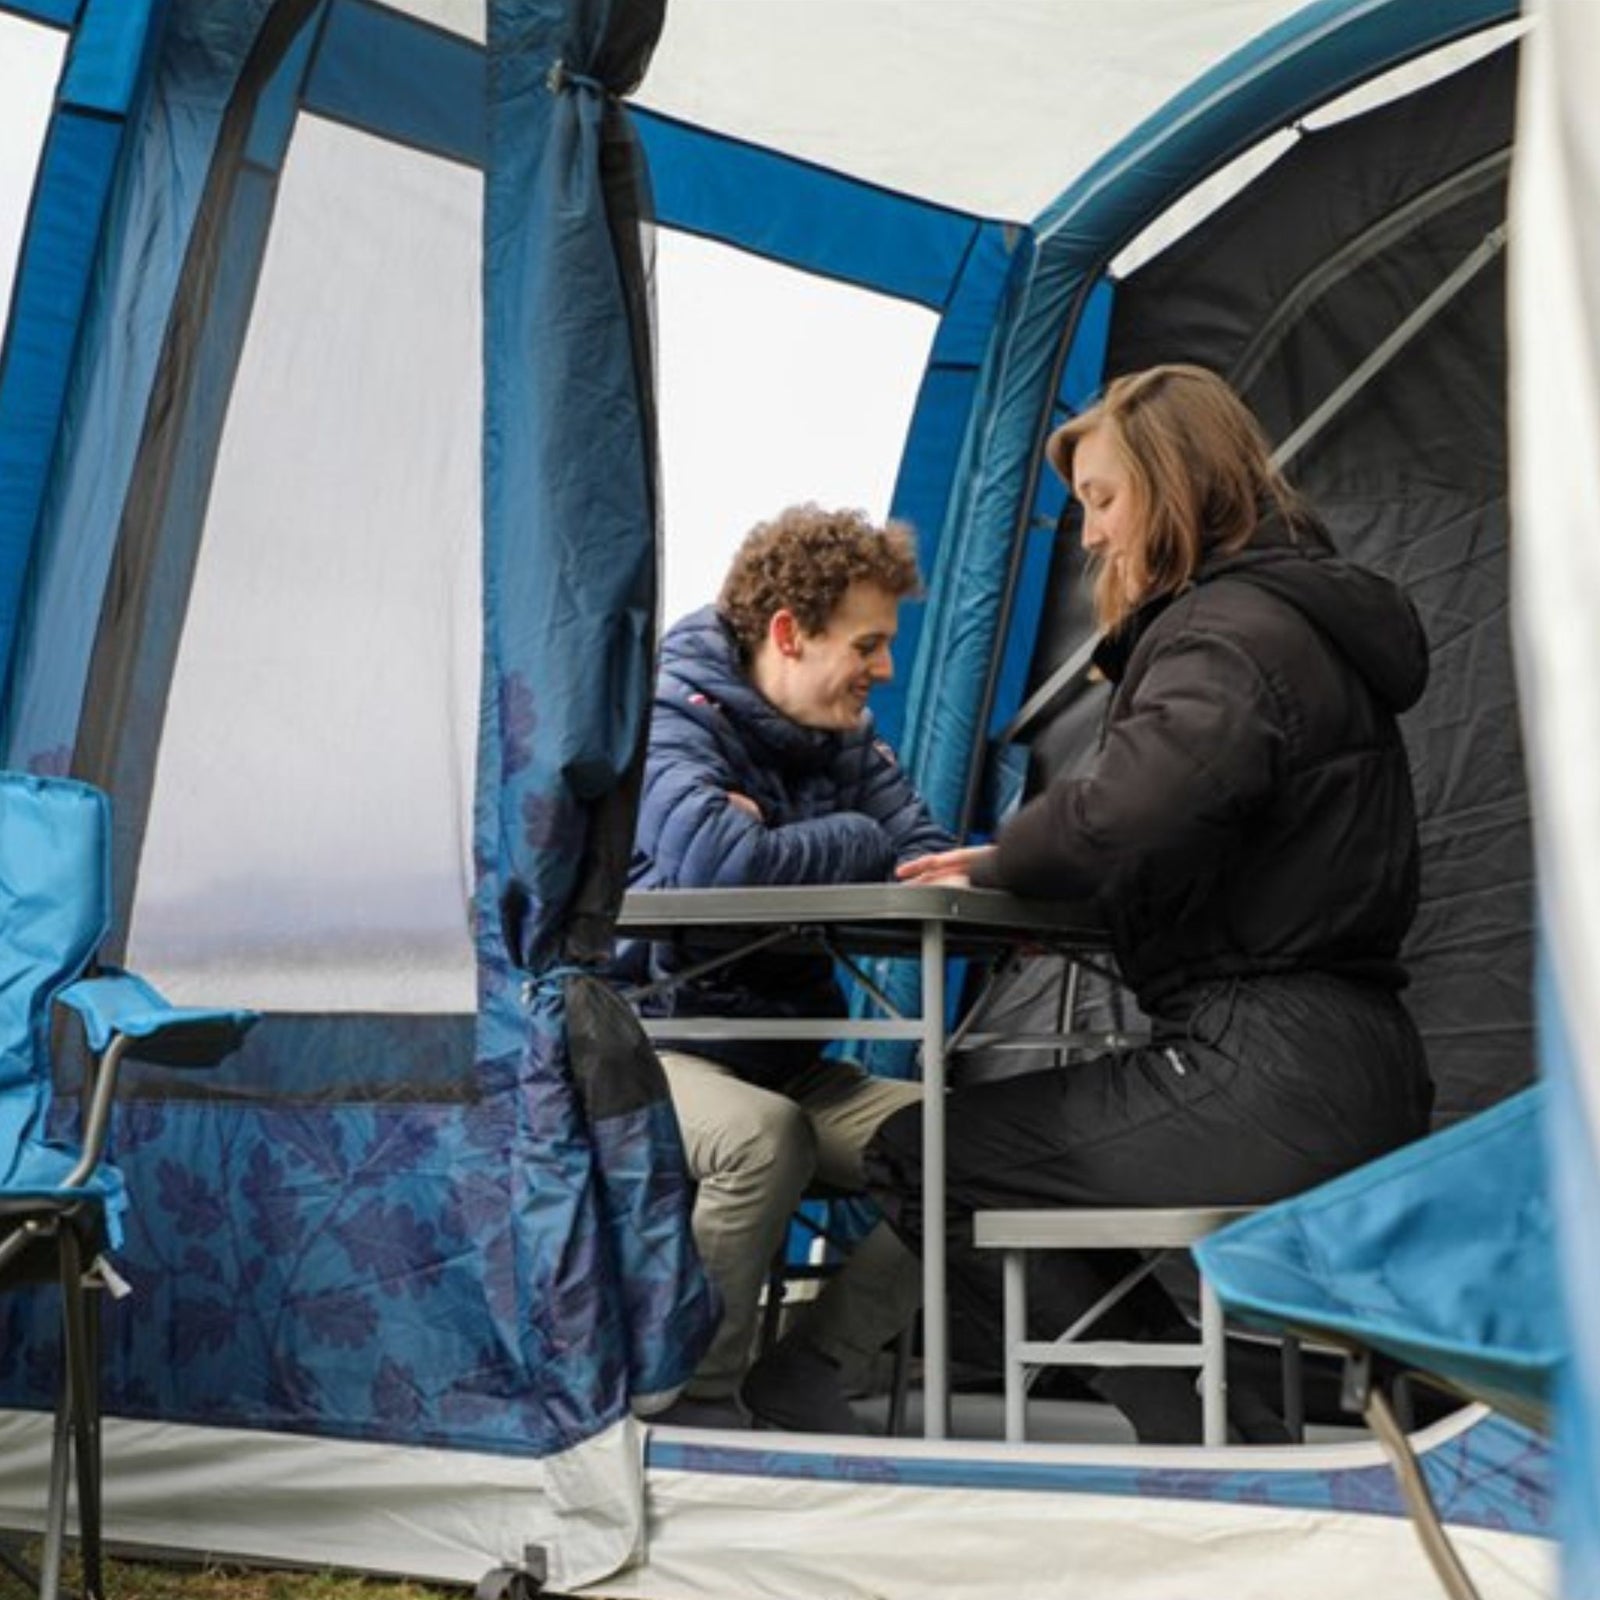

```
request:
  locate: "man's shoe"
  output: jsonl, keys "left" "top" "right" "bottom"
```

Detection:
{"left": 741, "top": 1337, "right": 868, "bottom": 1435}
{"left": 651, "top": 1393, "right": 752, "bottom": 1429}
{"left": 1228, "top": 1384, "right": 1295, "bottom": 1445}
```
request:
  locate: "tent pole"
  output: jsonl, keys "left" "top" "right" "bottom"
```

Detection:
{"left": 1273, "top": 224, "right": 1507, "bottom": 471}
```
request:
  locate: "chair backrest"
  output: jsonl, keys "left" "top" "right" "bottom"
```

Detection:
{"left": 0, "top": 773, "right": 111, "bottom": 1186}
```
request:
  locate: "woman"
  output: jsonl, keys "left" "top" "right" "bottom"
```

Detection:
{"left": 877, "top": 364, "right": 1435, "bottom": 1443}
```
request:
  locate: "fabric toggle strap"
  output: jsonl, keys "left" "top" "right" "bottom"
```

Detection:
{"left": 545, "top": 60, "right": 607, "bottom": 96}
{"left": 519, "top": 964, "right": 598, "bottom": 1007}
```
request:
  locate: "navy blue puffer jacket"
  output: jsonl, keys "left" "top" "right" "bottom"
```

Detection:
{"left": 623, "top": 607, "right": 952, "bottom": 1083}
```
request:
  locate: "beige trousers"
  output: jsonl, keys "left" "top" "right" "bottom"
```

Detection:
{"left": 662, "top": 1050, "right": 924, "bottom": 1399}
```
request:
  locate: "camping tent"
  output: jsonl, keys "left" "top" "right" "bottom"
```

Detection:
{"left": 0, "top": 0, "right": 1568, "bottom": 1595}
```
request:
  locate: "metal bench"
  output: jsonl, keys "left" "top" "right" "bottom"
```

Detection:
{"left": 973, "top": 1206, "right": 1262, "bottom": 1445}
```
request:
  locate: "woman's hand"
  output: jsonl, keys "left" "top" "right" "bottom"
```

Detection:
{"left": 895, "top": 845, "right": 997, "bottom": 888}
{"left": 727, "top": 791, "right": 764, "bottom": 822}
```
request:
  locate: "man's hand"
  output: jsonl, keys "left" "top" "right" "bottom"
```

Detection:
{"left": 727, "top": 791, "right": 764, "bottom": 822}
{"left": 895, "top": 845, "right": 996, "bottom": 888}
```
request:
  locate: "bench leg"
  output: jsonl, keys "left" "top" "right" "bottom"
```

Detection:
{"left": 1003, "top": 1249, "right": 1028, "bottom": 1443}
{"left": 1200, "top": 1273, "right": 1227, "bottom": 1447}
{"left": 1282, "top": 1333, "right": 1305, "bottom": 1442}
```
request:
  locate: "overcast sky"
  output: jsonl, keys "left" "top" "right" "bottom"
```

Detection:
{"left": 0, "top": 16, "right": 62, "bottom": 324}
{"left": 654, "top": 228, "right": 936, "bottom": 627}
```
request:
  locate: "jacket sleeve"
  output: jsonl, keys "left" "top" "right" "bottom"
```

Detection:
{"left": 853, "top": 734, "right": 955, "bottom": 864}
{"left": 972, "top": 629, "right": 1286, "bottom": 902}
{"left": 638, "top": 702, "right": 897, "bottom": 888}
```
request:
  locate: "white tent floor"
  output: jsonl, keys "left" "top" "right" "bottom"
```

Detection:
{"left": 0, "top": 1405, "right": 1552, "bottom": 1600}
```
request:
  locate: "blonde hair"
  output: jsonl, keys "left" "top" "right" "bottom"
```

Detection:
{"left": 1046, "top": 364, "right": 1304, "bottom": 630}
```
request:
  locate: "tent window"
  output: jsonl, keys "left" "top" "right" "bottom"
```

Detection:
{"left": 0, "top": 14, "right": 65, "bottom": 347}
{"left": 383, "top": 0, "right": 485, "bottom": 42}
{"left": 126, "top": 114, "right": 482, "bottom": 1015}
{"left": 655, "top": 228, "right": 937, "bottom": 628}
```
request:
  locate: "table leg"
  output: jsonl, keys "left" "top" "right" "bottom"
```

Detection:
{"left": 921, "top": 918, "right": 947, "bottom": 1439}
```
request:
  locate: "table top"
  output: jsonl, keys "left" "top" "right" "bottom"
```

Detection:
{"left": 617, "top": 883, "right": 1109, "bottom": 957}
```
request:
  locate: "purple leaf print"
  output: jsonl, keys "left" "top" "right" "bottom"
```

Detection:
{"left": 372, "top": 1356, "right": 424, "bottom": 1428}
{"left": 300, "top": 1288, "right": 380, "bottom": 1350}
{"left": 1329, "top": 1463, "right": 1405, "bottom": 1516}
{"left": 157, "top": 1160, "right": 226, "bottom": 1237}
{"left": 373, "top": 1116, "right": 439, "bottom": 1171}
{"left": 25, "top": 747, "right": 71, "bottom": 778}
{"left": 181, "top": 1245, "right": 223, "bottom": 1283}
{"left": 500, "top": 674, "right": 537, "bottom": 776}
{"left": 240, "top": 1141, "right": 308, "bottom": 1253}
{"left": 172, "top": 1295, "right": 238, "bottom": 1364}
{"left": 332, "top": 1197, "right": 440, "bottom": 1300}
{"left": 521, "top": 789, "right": 581, "bottom": 853}
{"left": 443, "top": 1169, "right": 508, "bottom": 1242}
{"left": 265, "top": 1355, "right": 319, "bottom": 1415}
{"left": 23, "top": 1335, "right": 60, "bottom": 1400}
{"left": 117, "top": 1100, "right": 169, "bottom": 1151}
{"left": 107, "top": 1374, "right": 158, "bottom": 1414}
{"left": 0, "top": 1307, "right": 24, "bottom": 1384}
{"left": 273, "top": 1114, "right": 348, "bottom": 1181}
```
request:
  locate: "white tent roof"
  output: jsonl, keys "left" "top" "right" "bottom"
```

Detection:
{"left": 638, "top": 0, "right": 1313, "bottom": 220}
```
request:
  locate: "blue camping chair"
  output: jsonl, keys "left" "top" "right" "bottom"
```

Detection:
{"left": 1195, "top": 1089, "right": 1557, "bottom": 1600}
{"left": 0, "top": 772, "right": 257, "bottom": 1600}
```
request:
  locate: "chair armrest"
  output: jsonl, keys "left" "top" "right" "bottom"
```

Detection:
{"left": 57, "top": 970, "right": 258, "bottom": 1067}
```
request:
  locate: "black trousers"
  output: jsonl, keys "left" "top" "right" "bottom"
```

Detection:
{"left": 867, "top": 972, "right": 1435, "bottom": 1357}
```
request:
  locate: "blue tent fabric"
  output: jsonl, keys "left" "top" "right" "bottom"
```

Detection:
{"left": 0, "top": 0, "right": 160, "bottom": 691}
{"left": 0, "top": 0, "right": 713, "bottom": 1466}
{"left": 1, "top": 2, "right": 77, "bottom": 30}
{"left": 482, "top": 0, "right": 713, "bottom": 1438}
{"left": 566, "top": 974, "right": 720, "bottom": 1404}
{"left": 1196, "top": 1087, "right": 1559, "bottom": 1432}
{"left": 2, "top": 0, "right": 281, "bottom": 777}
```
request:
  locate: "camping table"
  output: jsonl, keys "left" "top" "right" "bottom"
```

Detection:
{"left": 617, "top": 882, "right": 1110, "bottom": 1440}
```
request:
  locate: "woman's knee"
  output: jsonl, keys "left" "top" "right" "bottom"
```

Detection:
{"left": 862, "top": 1100, "right": 926, "bottom": 1246}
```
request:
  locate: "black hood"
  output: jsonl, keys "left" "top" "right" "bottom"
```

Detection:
{"left": 1096, "top": 515, "right": 1429, "bottom": 714}
{"left": 1204, "top": 521, "right": 1429, "bottom": 713}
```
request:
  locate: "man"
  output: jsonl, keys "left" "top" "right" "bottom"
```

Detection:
{"left": 626, "top": 503, "right": 951, "bottom": 1430}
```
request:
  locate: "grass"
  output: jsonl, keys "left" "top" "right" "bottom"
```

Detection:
{"left": 0, "top": 1548, "right": 464, "bottom": 1599}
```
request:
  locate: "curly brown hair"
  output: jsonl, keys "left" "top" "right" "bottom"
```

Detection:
{"left": 717, "top": 504, "right": 922, "bottom": 657}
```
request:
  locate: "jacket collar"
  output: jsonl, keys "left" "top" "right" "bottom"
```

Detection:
{"left": 662, "top": 607, "right": 862, "bottom": 771}
{"left": 1089, "top": 509, "right": 1325, "bottom": 684}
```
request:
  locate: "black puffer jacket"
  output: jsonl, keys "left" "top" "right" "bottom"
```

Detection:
{"left": 972, "top": 517, "right": 1427, "bottom": 1003}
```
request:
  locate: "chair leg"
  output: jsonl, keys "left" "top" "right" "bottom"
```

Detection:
{"left": 39, "top": 1302, "right": 74, "bottom": 1600}
{"left": 885, "top": 1323, "right": 913, "bottom": 1437}
{"left": 1002, "top": 1249, "right": 1028, "bottom": 1444}
{"left": 1362, "top": 1379, "right": 1482, "bottom": 1600}
{"left": 59, "top": 1227, "right": 105, "bottom": 1600}
{"left": 1198, "top": 1274, "right": 1227, "bottom": 1448}
{"left": 1281, "top": 1334, "right": 1305, "bottom": 1443}
{"left": 757, "top": 1249, "right": 787, "bottom": 1354}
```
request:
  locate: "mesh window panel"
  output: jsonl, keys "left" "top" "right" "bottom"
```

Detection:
{"left": 127, "top": 114, "right": 483, "bottom": 1014}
